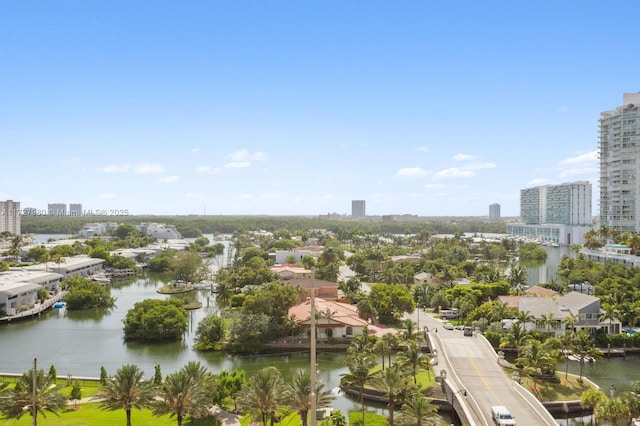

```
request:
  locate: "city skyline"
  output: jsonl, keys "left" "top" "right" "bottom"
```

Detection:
{"left": 2, "top": 2, "right": 638, "bottom": 217}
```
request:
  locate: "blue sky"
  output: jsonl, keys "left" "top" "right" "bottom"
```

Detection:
{"left": 1, "top": 1, "right": 638, "bottom": 217}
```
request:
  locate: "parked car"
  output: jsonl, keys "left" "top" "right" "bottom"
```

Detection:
{"left": 463, "top": 326, "right": 473, "bottom": 336}
{"left": 443, "top": 322, "right": 454, "bottom": 330}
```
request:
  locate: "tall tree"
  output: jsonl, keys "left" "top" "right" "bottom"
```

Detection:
{"left": 281, "top": 370, "right": 334, "bottom": 426}
{"left": 236, "top": 367, "right": 283, "bottom": 426}
{"left": 0, "top": 368, "right": 66, "bottom": 425}
{"left": 340, "top": 354, "right": 377, "bottom": 423}
{"left": 371, "top": 363, "right": 410, "bottom": 426}
{"left": 395, "top": 393, "right": 440, "bottom": 426}
{"left": 152, "top": 368, "right": 211, "bottom": 426}
{"left": 396, "top": 342, "right": 432, "bottom": 383}
{"left": 98, "top": 364, "right": 156, "bottom": 426}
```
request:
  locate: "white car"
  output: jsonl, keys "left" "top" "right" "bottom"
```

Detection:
{"left": 443, "top": 322, "right": 454, "bottom": 330}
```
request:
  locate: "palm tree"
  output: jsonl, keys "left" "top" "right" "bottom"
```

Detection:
{"left": 515, "top": 310, "right": 535, "bottom": 327}
{"left": 395, "top": 393, "right": 440, "bottom": 426}
{"left": 396, "top": 341, "right": 432, "bottom": 383}
{"left": 236, "top": 366, "right": 284, "bottom": 426}
{"left": 0, "top": 368, "right": 66, "bottom": 425}
{"left": 516, "top": 339, "right": 555, "bottom": 392}
{"left": 98, "top": 364, "right": 156, "bottom": 426}
{"left": 600, "top": 303, "right": 620, "bottom": 334}
{"left": 214, "top": 280, "right": 233, "bottom": 309}
{"left": 371, "top": 363, "right": 411, "bottom": 426}
{"left": 281, "top": 370, "right": 334, "bottom": 426}
{"left": 152, "top": 369, "right": 211, "bottom": 426}
{"left": 507, "top": 263, "right": 528, "bottom": 295}
{"left": 572, "top": 331, "right": 603, "bottom": 382}
{"left": 399, "top": 319, "right": 421, "bottom": 342}
{"left": 382, "top": 333, "right": 400, "bottom": 367}
{"left": 619, "top": 391, "right": 640, "bottom": 425}
{"left": 539, "top": 312, "right": 556, "bottom": 335}
{"left": 489, "top": 301, "right": 509, "bottom": 323}
{"left": 340, "top": 353, "right": 376, "bottom": 422}
{"left": 499, "top": 321, "right": 530, "bottom": 358}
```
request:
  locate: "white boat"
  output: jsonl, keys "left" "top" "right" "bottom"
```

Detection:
{"left": 567, "top": 354, "right": 596, "bottom": 363}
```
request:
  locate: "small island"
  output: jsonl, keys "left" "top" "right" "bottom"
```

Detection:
{"left": 156, "top": 280, "right": 195, "bottom": 294}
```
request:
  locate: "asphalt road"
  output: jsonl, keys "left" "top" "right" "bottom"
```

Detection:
{"left": 407, "top": 310, "right": 558, "bottom": 426}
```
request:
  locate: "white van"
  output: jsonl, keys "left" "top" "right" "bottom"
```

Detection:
{"left": 490, "top": 405, "right": 516, "bottom": 425}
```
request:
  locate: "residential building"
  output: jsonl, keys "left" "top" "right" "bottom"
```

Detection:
{"left": 0, "top": 269, "right": 63, "bottom": 316}
{"left": 271, "top": 249, "right": 313, "bottom": 265}
{"left": 351, "top": 200, "right": 366, "bottom": 218}
{"left": 288, "top": 297, "right": 368, "bottom": 339}
{"left": 489, "top": 203, "right": 501, "bottom": 221}
{"left": 135, "top": 223, "right": 181, "bottom": 239}
{"left": 599, "top": 92, "right": 640, "bottom": 233}
{"left": 23, "top": 255, "right": 105, "bottom": 278}
{"left": 48, "top": 203, "right": 67, "bottom": 216}
{"left": 69, "top": 203, "right": 83, "bottom": 216}
{"left": 507, "top": 181, "right": 592, "bottom": 245}
{"left": 514, "top": 291, "right": 620, "bottom": 336}
{"left": 0, "top": 200, "right": 21, "bottom": 235}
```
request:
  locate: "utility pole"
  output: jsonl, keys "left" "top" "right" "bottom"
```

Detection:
{"left": 310, "top": 269, "right": 317, "bottom": 426}
{"left": 32, "top": 357, "right": 37, "bottom": 426}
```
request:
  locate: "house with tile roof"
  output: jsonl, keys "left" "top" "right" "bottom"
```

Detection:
{"left": 288, "top": 297, "right": 368, "bottom": 339}
{"left": 285, "top": 278, "right": 339, "bottom": 303}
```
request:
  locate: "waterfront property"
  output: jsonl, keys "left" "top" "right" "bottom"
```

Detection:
{"left": 514, "top": 291, "right": 621, "bottom": 336}
{"left": 288, "top": 297, "right": 368, "bottom": 339}
{"left": 0, "top": 269, "right": 63, "bottom": 316}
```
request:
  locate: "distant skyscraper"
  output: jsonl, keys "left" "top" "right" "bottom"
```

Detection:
{"left": 351, "top": 200, "right": 366, "bottom": 218}
{"left": 507, "top": 182, "right": 592, "bottom": 245}
{"left": 48, "top": 203, "right": 67, "bottom": 216}
{"left": 69, "top": 203, "right": 82, "bottom": 217}
{"left": 599, "top": 92, "right": 640, "bottom": 232}
{"left": 520, "top": 182, "right": 591, "bottom": 226}
{"left": 0, "top": 200, "right": 21, "bottom": 234}
{"left": 489, "top": 203, "right": 501, "bottom": 221}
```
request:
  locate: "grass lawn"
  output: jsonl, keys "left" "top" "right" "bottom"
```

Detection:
{"left": 2, "top": 402, "right": 219, "bottom": 426}
{"left": 239, "top": 412, "right": 335, "bottom": 426}
{"left": 348, "top": 411, "right": 388, "bottom": 426}
{"left": 503, "top": 368, "right": 593, "bottom": 401}
{"left": 520, "top": 374, "right": 592, "bottom": 401}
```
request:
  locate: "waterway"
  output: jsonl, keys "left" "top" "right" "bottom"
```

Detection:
{"left": 1, "top": 236, "right": 631, "bottom": 424}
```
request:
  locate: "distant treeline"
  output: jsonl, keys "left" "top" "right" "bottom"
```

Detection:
{"left": 21, "top": 215, "right": 508, "bottom": 237}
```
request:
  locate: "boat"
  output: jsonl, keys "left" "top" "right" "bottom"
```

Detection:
{"left": 53, "top": 301, "right": 66, "bottom": 309}
{"left": 567, "top": 354, "right": 596, "bottom": 363}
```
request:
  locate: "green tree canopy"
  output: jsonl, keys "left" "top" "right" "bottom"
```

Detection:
{"left": 123, "top": 298, "right": 188, "bottom": 341}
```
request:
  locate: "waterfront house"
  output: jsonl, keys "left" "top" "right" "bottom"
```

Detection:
{"left": 289, "top": 297, "right": 368, "bottom": 339}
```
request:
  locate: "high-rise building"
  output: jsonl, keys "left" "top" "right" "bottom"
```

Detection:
{"left": 520, "top": 182, "right": 591, "bottom": 226}
{"left": 351, "top": 200, "right": 366, "bottom": 218}
{"left": 48, "top": 203, "right": 67, "bottom": 216}
{"left": 599, "top": 92, "right": 640, "bottom": 233}
{"left": 69, "top": 203, "right": 83, "bottom": 217}
{"left": 508, "top": 181, "right": 592, "bottom": 245}
{"left": 0, "top": 200, "right": 21, "bottom": 234}
{"left": 489, "top": 203, "right": 501, "bottom": 221}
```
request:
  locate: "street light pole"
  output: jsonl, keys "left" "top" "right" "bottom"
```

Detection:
{"left": 310, "top": 269, "right": 317, "bottom": 426}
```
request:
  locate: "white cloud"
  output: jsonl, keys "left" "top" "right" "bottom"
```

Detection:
{"left": 464, "top": 162, "right": 496, "bottom": 171}
{"left": 558, "top": 150, "right": 598, "bottom": 166}
{"left": 195, "top": 166, "right": 221, "bottom": 175}
{"left": 135, "top": 163, "right": 165, "bottom": 174}
{"left": 224, "top": 162, "right": 251, "bottom": 169}
{"left": 396, "top": 167, "right": 429, "bottom": 177}
{"left": 417, "top": 146, "right": 429, "bottom": 153}
{"left": 424, "top": 183, "right": 445, "bottom": 189}
{"left": 157, "top": 175, "right": 180, "bottom": 184}
{"left": 558, "top": 105, "right": 568, "bottom": 113}
{"left": 453, "top": 153, "right": 474, "bottom": 161}
{"left": 433, "top": 168, "right": 475, "bottom": 179}
{"left": 559, "top": 167, "right": 598, "bottom": 178}
{"left": 228, "top": 149, "right": 269, "bottom": 162}
{"left": 102, "top": 164, "right": 131, "bottom": 173}
{"left": 95, "top": 192, "right": 117, "bottom": 200}
{"left": 190, "top": 148, "right": 200, "bottom": 154}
